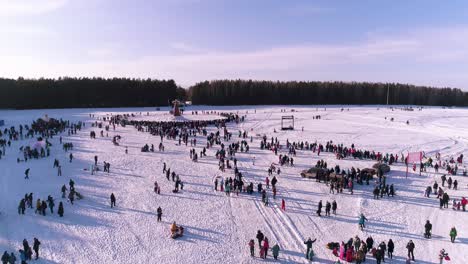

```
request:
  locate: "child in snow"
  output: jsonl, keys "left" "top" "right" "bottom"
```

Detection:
{"left": 248, "top": 240, "right": 255, "bottom": 257}
{"left": 439, "top": 249, "right": 449, "bottom": 264}
{"left": 449, "top": 227, "right": 457, "bottom": 243}
{"left": 272, "top": 244, "right": 280, "bottom": 260}
{"left": 259, "top": 247, "right": 265, "bottom": 259}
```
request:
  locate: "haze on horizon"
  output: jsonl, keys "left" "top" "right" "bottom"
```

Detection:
{"left": 1, "top": 0, "right": 468, "bottom": 89}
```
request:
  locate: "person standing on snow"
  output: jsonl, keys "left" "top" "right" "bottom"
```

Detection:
{"left": 256, "top": 230, "right": 264, "bottom": 249}
{"left": 272, "top": 244, "right": 280, "bottom": 260}
{"left": 387, "top": 239, "right": 394, "bottom": 259}
{"left": 58, "top": 202, "right": 64, "bottom": 217}
{"left": 366, "top": 236, "right": 374, "bottom": 251}
{"left": 9, "top": 252, "right": 16, "bottom": 264}
{"left": 406, "top": 240, "right": 415, "bottom": 261}
{"left": 110, "top": 193, "right": 116, "bottom": 208}
{"left": 262, "top": 237, "right": 270, "bottom": 258}
{"left": 47, "top": 195, "right": 55, "bottom": 214}
{"left": 157, "top": 207, "right": 162, "bottom": 222}
{"left": 424, "top": 220, "right": 432, "bottom": 238}
{"left": 271, "top": 176, "right": 278, "bottom": 188}
{"left": 332, "top": 200, "right": 337, "bottom": 214}
{"left": 449, "top": 227, "right": 457, "bottom": 243}
{"left": 18, "top": 199, "right": 26, "bottom": 215}
{"left": 248, "top": 239, "right": 255, "bottom": 257}
{"left": 358, "top": 213, "right": 367, "bottom": 230}
{"left": 325, "top": 201, "right": 331, "bottom": 216}
{"left": 317, "top": 200, "right": 323, "bottom": 217}
{"left": 304, "top": 237, "right": 317, "bottom": 258}
{"left": 61, "top": 184, "right": 67, "bottom": 198}
{"left": 1, "top": 251, "right": 8, "bottom": 264}
{"left": 33, "top": 238, "right": 41, "bottom": 260}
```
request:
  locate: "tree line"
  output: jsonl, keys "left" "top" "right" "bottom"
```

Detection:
{"left": 1, "top": 77, "right": 467, "bottom": 109}
{"left": 0, "top": 77, "right": 181, "bottom": 109}
{"left": 190, "top": 80, "right": 468, "bottom": 106}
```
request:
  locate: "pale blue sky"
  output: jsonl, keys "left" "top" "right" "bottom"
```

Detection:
{"left": 1, "top": 0, "right": 468, "bottom": 88}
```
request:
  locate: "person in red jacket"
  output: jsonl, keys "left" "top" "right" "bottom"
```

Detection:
{"left": 461, "top": 197, "right": 467, "bottom": 211}
{"left": 281, "top": 199, "right": 286, "bottom": 211}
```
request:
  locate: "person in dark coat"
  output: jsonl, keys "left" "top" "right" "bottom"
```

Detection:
{"left": 424, "top": 220, "right": 432, "bottom": 238}
{"left": 157, "top": 207, "right": 162, "bottom": 222}
{"left": 379, "top": 241, "right": 387, "bottom": 262}
{"left": 325, "top": 201, "right": 331, "bottom": 216}
{"left": 110, "top": 193, "right": 116, "bottom": 208}
{"left": 304, "top": 238, "right": 317, "bottom": 258}
{"left": 256, "top": 230, "right": 264, "bottom": 249}
{"left": 332, "top": 200, "right": 337, "bottom": 214}
{"left": 366, "top": 236, "right": 374, "bottom": 250}
{"left": 58, "top": 202, "right": 64, "bottom": 217}
{"left": 1, "top": 251, "right": 9, "bottom": 264}
{"left": 47, "top": 195, "right": 55, "bottom": 214}
{"left": 406, "top": 240, "right": 415, "bottom": 261}
{"left": 22, "top": 240, "right": 29, "bottom": 255}
{"left": 387, "top": 239, "right": 394, "bottom": 259}
{"left": 9, "top": 252, "right": 16, "bottom": 264}
{"left": 22, "top": 239, "right": 32, "bottom": 260}
{"left": 375, "top": 248, "right": 383, "bottom": 264}
{"left": 18, "top": 199, "right": 26, "bottom": 215}
{"left": 271, "top": 176, "right": 278, "bottom": 188}
{"left": 41, "top": 200, "right": 47, "bottom": 216}
{"left": 442, "top": 193, "right": 449, "bottom": 208}
{"left": 33, "top": 238, "right": 41, "bottom": 260}
{"left": 317, "top": 200, "right": 323, "bottom": 217}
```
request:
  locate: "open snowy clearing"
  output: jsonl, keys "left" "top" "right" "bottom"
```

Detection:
{"left": 0, "top": 106, "right": 467, "bottom": 264}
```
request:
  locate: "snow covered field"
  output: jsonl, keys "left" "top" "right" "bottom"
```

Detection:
{"left": 0, "top": 106, "right": 467, "bottom": 264}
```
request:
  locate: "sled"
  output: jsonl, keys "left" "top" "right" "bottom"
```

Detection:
{"left": 445, "top": 256, "right": 450, "bottom": 261}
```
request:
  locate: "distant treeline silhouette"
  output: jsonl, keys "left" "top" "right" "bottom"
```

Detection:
{"left": 0, "top": 77, "right": 180, "bottom": 109}
{"left": 190, "top": 80, "right": 467, "bottom": 106}
{"left": 1, "top": 78, "right": 467, "bottom": 109}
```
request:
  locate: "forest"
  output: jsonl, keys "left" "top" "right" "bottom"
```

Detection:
{"left": 0, "top": 77, "right": 181, "bottom": 109}
{"left": 1, "top": 78, "right": 467, "bottom": 109}
{"left": 190, "top": 80, "right": 468, "bottom": 106}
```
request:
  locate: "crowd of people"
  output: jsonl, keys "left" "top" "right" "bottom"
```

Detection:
{"left": 1, "top": 108, "right": 465, "bottom": 263}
